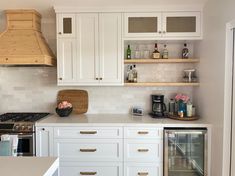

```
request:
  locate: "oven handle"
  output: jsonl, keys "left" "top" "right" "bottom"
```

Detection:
{"left": 18, "top": 134, "right": 34, "bottom": 138}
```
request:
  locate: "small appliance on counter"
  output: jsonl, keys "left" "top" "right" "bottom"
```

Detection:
{"left": 149, "top": 94, "right": 167, "bottom": 118}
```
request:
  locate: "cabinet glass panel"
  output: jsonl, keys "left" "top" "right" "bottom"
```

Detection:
{"left": 166, "top": 17, "right": 196, "bottom": 33}
{"left": 128, "top": 17, "right": 158, "bottom": 33}
{"left": 63, "top": 18, "right": 72, "bottom": 34}
{"left": 166, "top": 129, "right": 206, "bottom": 176}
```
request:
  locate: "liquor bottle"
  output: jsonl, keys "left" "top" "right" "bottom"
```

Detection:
{"left": 152, "top": 43, "right": 160, "bottom": 59}
{"left": 128, "top": 65, "right": 134, "bottom": 82}
{"left": 182, "top": 43, "right": 189, "bottom": 59}
{"left": 127, "top": 45, "right": 131, "bottom": 59}
{"left": 132, "top": 65, "right": 138, "bottom": 83}
{"left": 162, "top": 44, "right": 169, "bottom": 59}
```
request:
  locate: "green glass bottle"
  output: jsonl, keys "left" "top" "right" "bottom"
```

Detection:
{"left": 127, "top": 45, "right": 131, "bottom": 59}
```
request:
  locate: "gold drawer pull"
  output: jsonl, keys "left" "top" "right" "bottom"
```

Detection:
{"left": 80, "top": 149, "right": 97, "bottom": 152}
{"left": 138, "top": 131, "right": 149, "bottom": 135}
{"left": 138, "top": 149, "right": 149, "bottom": 152}
{"left": 80, "top": 172, "right": 97, "bottom": 175}
{"left": 138, "top": 172, "right": 149, "bottom": 176}
{"left": 80, "top": 131, "right": 97, "bottom": 134}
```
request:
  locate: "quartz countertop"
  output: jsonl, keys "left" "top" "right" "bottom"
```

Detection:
{"left": 0, "top": 157, "right": 59, "bottom": 176}
{"left": 36, "top": 114, "right": 211, "bottom": 128}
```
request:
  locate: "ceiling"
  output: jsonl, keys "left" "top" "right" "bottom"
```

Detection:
{"left": 0, "top": 0, "right": 207, "bottom": 18}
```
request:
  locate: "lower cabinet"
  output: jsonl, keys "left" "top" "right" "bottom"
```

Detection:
{"left": 36, "top": 126, "right": 164, "bottom": 176}
{"left": 60, "top": 162, "right": 123, "bottom": 176}
{"left": 124, "top": 163, "right": 162, "bottom": 176}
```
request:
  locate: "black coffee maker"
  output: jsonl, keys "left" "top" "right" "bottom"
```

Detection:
{"left": 151, "top": 95, "right": 166, "bottom": 117}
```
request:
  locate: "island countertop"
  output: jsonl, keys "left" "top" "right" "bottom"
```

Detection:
{"left": 36, "top": 114, "right": 211, "bottom": 128}
{"left": 0, "top": 157, "right": 59, "bottom": 176}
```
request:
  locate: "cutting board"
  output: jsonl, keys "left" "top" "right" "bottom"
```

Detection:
{"left": 57, "top": 90, "right": 88, "bottom": 114}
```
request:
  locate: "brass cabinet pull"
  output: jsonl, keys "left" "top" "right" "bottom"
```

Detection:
{"left": 80, "top": 149, "right": 97, "bottom": 152}
{"left": 138, "top": 149, "right": 149, "bottom": 152}
{"left": 138, "top": 172, "right": 149, "bottom": 176}
{"left": 80, "top": 131, "right": 97, "bottom": 134}
{"left": 99, "top": 78, "right": 103, "bottom": 80}
{"left": 59, "top": 78, "right": 62, "bottom": 80}
{"left": 95, "top": 78, "right": 99, "bottom": 80}
{"left": 58, "top": 32, "right": 62, "bottom": 35}
{"left": 158, "top": 31, "right": 162, "bottom": 34}
{"left": 80, "top": 172, "right": 97, "bottom": 175}
{"left": 138, "top": 131, "right": 149, "bottom": 135}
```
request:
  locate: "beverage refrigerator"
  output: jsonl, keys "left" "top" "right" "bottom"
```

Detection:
{"left": 164, "top": 128, "right": 208, "bottom": 176}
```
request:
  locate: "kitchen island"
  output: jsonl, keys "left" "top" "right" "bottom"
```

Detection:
{"left": 0, "top": 157, "right": 59, "bottom": 176}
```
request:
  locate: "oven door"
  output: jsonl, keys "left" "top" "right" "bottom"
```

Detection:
{"left": 0, "top": 133, "right": 35, "bottom": 156}
{"left": 17, "top": 133, "right": 35, "bottom": 156}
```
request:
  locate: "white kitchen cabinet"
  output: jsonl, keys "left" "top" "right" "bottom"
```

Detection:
{"left": 57, "top": 13, "right": 76, "bottom": 38}
{"left": 124, "top": 11, "right": 202, "bottom": 39}
{"left": 36, "top": 127, "right": 53, "bottom": 157}
{"left": 57, "top": 38, "right": 77, "bottom": 84}
{"left": 57, "top": 13, "right": 123, "bottom": 86}
{"left": 124, "top": 163, "right": 162, "bottom": 176}
{"left": 60, "top": 162, "right": 123, "bottom": 176}
{"left": 124, "top": 13, "right": 162, "bottom": 38}
{"left": 162, "top": 12, "right": 201, "bottom": 38}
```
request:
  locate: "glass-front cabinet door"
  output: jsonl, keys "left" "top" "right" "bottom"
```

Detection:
{"left": 162, "top": 12, "right": 201, "bottom": 38}
{"left": 57, "top": 14, "right": 76, "bottom": 38}
{"left": 164, "top": 128, "right": 207, "bottom": 176}
{"left": 124, "top": 13, "right": 162, "bottom": 38}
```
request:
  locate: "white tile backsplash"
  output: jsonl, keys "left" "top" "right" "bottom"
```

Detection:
{"left": 0, "top": 67, "right": 193, "bottom": 114}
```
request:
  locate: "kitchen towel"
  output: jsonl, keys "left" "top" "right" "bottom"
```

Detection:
{"left": 1, "top": 134, "right": 18, "bottom": 156}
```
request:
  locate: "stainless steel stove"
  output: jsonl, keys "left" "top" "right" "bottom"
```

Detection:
{"left": 0, "top": 112, "right": 50, "bottom": 156}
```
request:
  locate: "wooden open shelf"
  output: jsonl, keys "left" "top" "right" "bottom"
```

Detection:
{"left": 124, "top": 58, "right": 199, "bottom": 64}
{"left": 124, "top": 82, "right": 200, "bottom": 87}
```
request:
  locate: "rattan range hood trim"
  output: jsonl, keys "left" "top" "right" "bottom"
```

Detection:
{"left": 0, "top": 9, "right": 56, "bottom": 66}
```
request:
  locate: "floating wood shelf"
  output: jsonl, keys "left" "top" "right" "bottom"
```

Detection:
{"left": 124, "top": 58, "right": 199, "bottom": 64}
{"left": 124, "top": 82, "right": 200, "bottom": 87}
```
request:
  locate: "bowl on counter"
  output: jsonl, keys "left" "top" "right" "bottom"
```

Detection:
{"left": 55, "top": 107, "right": 73, "bottom": 117}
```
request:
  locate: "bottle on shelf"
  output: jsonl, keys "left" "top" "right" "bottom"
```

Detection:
{"left": 182, "top": 43, "right": 189, "bottom": 59}
{"left": 127, "top": 45, "right": 131, "bottom": 59}
{"left": 134, "top": 45, "right": 141, "bottom": 59}
{"left": 186, "top": 100, "right": 193, "bottom": 117}
{"left": 128, "top": 65, "right": 134, "bottom": 82}
{"left": 152, "top": 43, "right": 160, "bottom": 59}
{"left": 162, "top": 44, "right": 169, "bottom": 59}
{"left": 132, "top": 65, "right": 138, "bottom": 83}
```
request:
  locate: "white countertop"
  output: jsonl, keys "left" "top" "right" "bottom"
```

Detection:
{"left": 36, "top": 114, "right": 211, "bottom": 128}
{"left": 0, "top": 157, "right": 59, "bottom": 176}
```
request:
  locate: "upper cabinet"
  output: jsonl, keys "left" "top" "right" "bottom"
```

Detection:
{"left": 57, "top": 12, "right": 123, "bottom": 86}
{"left": 124, "top": 11, "right": 202, "bottom": 39}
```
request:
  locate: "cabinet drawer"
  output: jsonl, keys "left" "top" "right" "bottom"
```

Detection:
{"left": 124, "top": 127, "right": 163, "bottom": 139}
{"left": 60, "top": 162, "right": 122, "bottom": 176}
{"left": 54, "top": 139, "right": 123, "bottom": 161}
{"left": 124, "top": 139, "right": 162, "bottom": 162}
{"left": 54, "top": 127, "right": 122, "bottom": 139}
{"left": 124, "top": 163, "right": 162, "bottom": 176}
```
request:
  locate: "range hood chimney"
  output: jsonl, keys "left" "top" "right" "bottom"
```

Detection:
{"left": 0, "top": 9, "right": 56, "bottom": 66}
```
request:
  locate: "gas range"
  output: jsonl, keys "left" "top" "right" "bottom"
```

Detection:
{"left": 0, "top": 113, "right": 50, "bottom": 133}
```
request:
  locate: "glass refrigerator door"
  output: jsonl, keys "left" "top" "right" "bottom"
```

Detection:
{"left": 165, "top": 129, "right": 207, "bottom": 176}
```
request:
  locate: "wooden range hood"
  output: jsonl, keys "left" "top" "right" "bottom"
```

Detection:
{"left": 0, "top": 9, "right": 56, "bottom": 66}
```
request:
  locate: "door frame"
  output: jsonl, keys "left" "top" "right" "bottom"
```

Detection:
{"left": 222, "top": 20, "right": 235, "bottom": 176}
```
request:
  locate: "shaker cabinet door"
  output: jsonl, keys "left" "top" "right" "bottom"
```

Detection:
{"left": 57, "top": 14, "right": 76, "bottom": 38}
{"left": 57, "top": 38, "right": 77, "bottom": 85}
{"left": 124, "top": 13, "right": 162, "bottom": 38}
{"left": 76, "top": 13, "right": 100, "bottom": 85}
{"left": 99, "top": 13, "right": 123, "bottom": 85}
{"left": 162, "top": 12, "right": 201, "bottom": 38}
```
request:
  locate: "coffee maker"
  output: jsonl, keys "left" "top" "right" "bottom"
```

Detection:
{"left": 150, "top": 95, "right": 166, "bottom": 117}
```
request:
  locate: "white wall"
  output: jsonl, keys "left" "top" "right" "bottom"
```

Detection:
{"left": 194, "top": 0, "right": 235, "bottom": 175}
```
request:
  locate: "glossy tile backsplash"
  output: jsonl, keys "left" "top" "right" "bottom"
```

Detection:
{"left": 0, "top": 67, "right": 193, "bottom": 114}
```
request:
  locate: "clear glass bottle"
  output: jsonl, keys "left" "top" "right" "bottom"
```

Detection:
{"left": 186, "top": 100, "right": 193, "bottom": 117}
{"left": 132, "top": 65, "right": 138, "bottom": 83}
{"left": 134, "top": 45, "right": 141, "bottom": 59}
{"left": 162, "top": 44, "right": 169, "bottom": 59}
{"left": 128, "top": 65, "right": 134, "bottom": 82}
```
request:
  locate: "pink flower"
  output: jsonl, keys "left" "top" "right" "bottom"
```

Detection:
{"left": 175, "top": 94, "right": 190, "bottom": 102}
